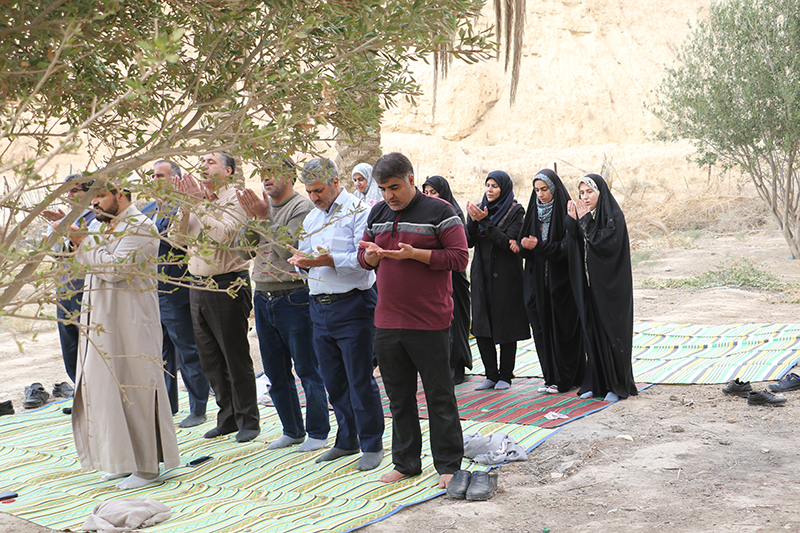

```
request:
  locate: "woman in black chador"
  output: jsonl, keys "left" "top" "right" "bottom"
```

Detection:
{"left": 422, "top": 175, "right": 472, "bottom": 385}
{"left": 565, "top": 174, "right": 637, "bottom": 401}
{"left": 466, "top": 170, "right": 530, "bottom": 391}
{"left": 511, "top": 169, "right": 585, "bottom": 394}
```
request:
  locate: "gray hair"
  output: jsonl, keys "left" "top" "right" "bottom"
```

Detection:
{"left": 154, "top": 160, "right": 182, "bottom": 177}
{"left": 219, "top": 151, "right": 236, "bottom": 175}
{"left": 300, "top": 158, "right": 338, "bottom": 186}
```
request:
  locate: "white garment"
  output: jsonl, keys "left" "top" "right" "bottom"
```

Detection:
{"left": 463, "top": 431, "right": 528, "bottom": 465}
{"left": 298, "top": 188, "right": 375, "bottom": 295}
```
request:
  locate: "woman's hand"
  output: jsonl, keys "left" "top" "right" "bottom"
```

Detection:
{"left": 521, "top": 236, "right": 538, "bottom": 250}
{"left": 567, "top": 200, "right": 577, "bottom": 220}
{"left": 575, "top": 197, "right": 590, "bottom": 218}
{"left": 466, "top": 201, "right": 488, "bottom": 221}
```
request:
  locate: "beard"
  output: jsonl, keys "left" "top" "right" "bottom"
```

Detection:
{"left": 95, "top": 197, "right": 120, "bottom": 223}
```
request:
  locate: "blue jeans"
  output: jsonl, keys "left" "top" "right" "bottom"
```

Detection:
{"left": 161, "top": 296, "right": 210, "bottom": 416}
{"left": 57, "top": 290, "right": 83, "bottom": 383}
{"left": 309, "top": 288, "right": 384, "bottom": 452}
{"left": 254, "top": 288, "right": 330, "bottom": 440}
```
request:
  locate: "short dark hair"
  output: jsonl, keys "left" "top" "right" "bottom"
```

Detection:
{"left": 108, "top": 188, "right": 133, "bottom": 201}
{"left": 372, "top": 152, "right": 414, "bottom": 185}
{"left": 154, "top": 160, "right": 182, "bottom": 177}
{"left": 219, "top": 151, "right": 236, "bottom": 175}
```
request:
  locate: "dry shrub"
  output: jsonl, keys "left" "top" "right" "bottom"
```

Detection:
{"left": 620, "top": 177, "right": 773, "bottom": 248}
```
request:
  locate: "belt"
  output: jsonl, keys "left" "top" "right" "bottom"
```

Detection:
{"left": 257, "top": 287, "right": 306, "bottom": 300}
{"left": 312, "top": 288, "right": 362, "bottom": 305}
{"left": 194, "top": 269, "right": 249, "bottom": 284}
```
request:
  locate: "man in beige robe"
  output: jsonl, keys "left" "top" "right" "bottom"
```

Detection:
{"left": 68, "top": 187, "right": 180, "bottom": 490}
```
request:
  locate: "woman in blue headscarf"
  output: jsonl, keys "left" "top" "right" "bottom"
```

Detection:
{"left": 351, "top": 163, "right": 382, "bottom": 205}
{"left": 511, "top": 169, "right": 585, "bottom": 395}
{"left": 466, "top": 171, "right": 530, "bottom": 391}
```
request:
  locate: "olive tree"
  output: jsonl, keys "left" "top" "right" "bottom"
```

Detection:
{"left": 0, "top": 0, "right": 493, "bottom": 325}
{"left": 653, "top": 0, "right": 800, "bottom": 258}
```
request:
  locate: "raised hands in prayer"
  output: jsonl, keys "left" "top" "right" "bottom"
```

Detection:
{"left": 237, "top": 188, "right": 270, "bottom": 220}
{"left": 465, "top": 201, "right": 489, "bottom": 221}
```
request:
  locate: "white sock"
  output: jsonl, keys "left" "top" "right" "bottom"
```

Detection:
{"left": 116, "top": 472, "right": 158, "bottom": 490}
{"left": 580, "top": 391, "right": 594, "bottom": 399}
{"left": 101, "top": 472, "right": 131, "bottom": 481}
{"left": 604, "top": 391, "right": 620, "bottom": 402}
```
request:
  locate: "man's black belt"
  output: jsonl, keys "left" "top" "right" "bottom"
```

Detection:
{"left": 257, "top": 286, "right": 306, "bottom": 299}
{"left": 194, "top": 269, "right": 249, "bottom": 283}
{"left": 312, "top": 288, "right": 362, "bottom": 305}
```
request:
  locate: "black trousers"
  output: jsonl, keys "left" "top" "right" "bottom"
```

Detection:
{"left": 475, "top": 337, "right": 517, "bottom": 383}
{"left": 375, "top": 328, "right": 463, "bottom": 476}
{"left": 190, "top": 274, "right": 259, "bottom": 432}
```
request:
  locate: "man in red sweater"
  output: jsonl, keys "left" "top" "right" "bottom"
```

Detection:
{"left": 358, "top": 152, "right": 468, "bottom": 489}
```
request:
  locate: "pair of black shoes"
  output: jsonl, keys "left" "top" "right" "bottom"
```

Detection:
{"left": 722, "top": 379, "right": 787, "bottom": 406}
{"left": 446, "top": 470, "right": 499, "bottom": 501}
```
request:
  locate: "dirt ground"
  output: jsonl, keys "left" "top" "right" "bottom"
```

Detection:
{"left": 1, "top": 229, "right": 799, "bottom": 533}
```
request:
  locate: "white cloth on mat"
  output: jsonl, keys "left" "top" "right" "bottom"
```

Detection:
{"left": 81, "top": 498, "right": 171, "bottom": 532}
{"left": 463, "top": 431, "right": 528, "bottom": 465}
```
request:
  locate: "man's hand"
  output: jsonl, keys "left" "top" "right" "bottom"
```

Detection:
{"left": 41, "top": 208, "right": 66, "bottom": 222}
{"left": 521, "top": 236, "right": 538, "bottom": 250}
{"left": 176, "top": 172, "right": 206, "bottom": 201}
{"left": 53, "top": 219, "right": 88, "bottom": 248}
{"left": 358, "top": 240, "right": 384, "bottom": 267}
{"left": 509, "top": 240, "right": 520, "bottom": 253}
{"left": 567, "top": 200, "right": 577, "bottom": 220}
{"left": 237, "top": 188, "right": 270, "bottom": 220}
{"left": 287, "top": 245, "right": 335, "bottom": 268}
{"left": 466, "top": 201, "right": 489, "bottom": 222}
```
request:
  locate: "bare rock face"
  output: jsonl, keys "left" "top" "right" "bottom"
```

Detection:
{"left": 379, "top": 0, "right": 711, "bottom": 201}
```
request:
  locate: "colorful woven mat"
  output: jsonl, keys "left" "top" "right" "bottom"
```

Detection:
{"left": 467, "top": 323, "right": 800, "bottom": 384}
{"left": 0, "top": 400, "right": 556, "bottom": 533}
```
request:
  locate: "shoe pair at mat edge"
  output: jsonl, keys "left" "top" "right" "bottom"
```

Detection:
{"left": 722, "top": 378, "right": 788, "bottom": 406}
{"left": 446, "top": 470, "right": 499, "bottom": 501}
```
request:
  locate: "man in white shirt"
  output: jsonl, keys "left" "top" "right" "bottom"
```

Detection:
{"left": 288, "top": 158, "right": 384, "bottom": 471}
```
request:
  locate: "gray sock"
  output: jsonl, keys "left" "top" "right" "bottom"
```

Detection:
{"left": 267, "top": 435, "right": 305, "bottom": 450}
{"left": 494, "top": 380, "right": 511, "bottom": 390}
{"left": 474, "top": 379, "right": 497, "bottom": 391}
{"left": 357, "top": 450, "right": 385, "bottom": 471}
{"left": 315, "top": 447, "right": 360, "bottom": 463}
{"left": 178, "top": 413, "right": 207, "bottom": 428}
{"left": 297, "top": 437, "right": 328, "bottom": 452}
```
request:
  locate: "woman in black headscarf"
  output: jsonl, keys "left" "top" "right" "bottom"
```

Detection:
{"left": 511, "top": 169, "right": 585, "bottom": 394}
{"left": 422, "top": 175, "right": 472, "bottom": 385}
{"left": 466, "top": 170, "right": 530, "bottom": 391}
{"left": 565, "top": 174, "right": 637, "bottom": 401}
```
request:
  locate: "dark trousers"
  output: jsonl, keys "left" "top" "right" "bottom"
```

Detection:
{"left": 254, "top": 288, "right": 329, "bottom": 440}
{"left": 161, "top": 296, "right": 210, "bottom": 416}
{"left": 376, "top": 328, "right": 463, "bottom": 476}
{"left": 56, "top": 291, "right": 83, "bottom": 383}
{"left": 476, "top": 337, "right": 517, "bottom": 383}
{"left": 309, "top": 289, "right": 384, "bottom": 453}
{"left": 190, "top": 275, "right": 259, "bottom": 432}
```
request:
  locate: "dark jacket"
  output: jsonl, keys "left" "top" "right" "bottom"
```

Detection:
{"left": 467, "top": 201, "right": 530, "bottom": 343}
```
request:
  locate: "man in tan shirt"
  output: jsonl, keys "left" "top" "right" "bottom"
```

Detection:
{"left": 178, "top": 151, "right": 259, "bottom": 443}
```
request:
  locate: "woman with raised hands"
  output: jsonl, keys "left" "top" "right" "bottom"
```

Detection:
{"left": 511, "top": 169, "right": 585, "bottom": 395}
{"left": 466, "top": 170, "right": 530, "bottom": 391}
{"left": 565, "top": 174, "right": 637, "bottom": 402}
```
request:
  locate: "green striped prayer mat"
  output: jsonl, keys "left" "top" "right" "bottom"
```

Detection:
{"left": 468, "top": 323, "right": 800, "bottom": 384}
{"left": 0, "top": 400, "right": 556, "bottom": 532}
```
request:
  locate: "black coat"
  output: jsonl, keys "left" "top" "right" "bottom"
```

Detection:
{"left": 467, "top": 202, "right": 530, "bottom": 344}
{"left": 516, "top": 170, "right": 585, "bottom": 392}
{"left": 565, "top": 174, "right": 637, "bottom": 399}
